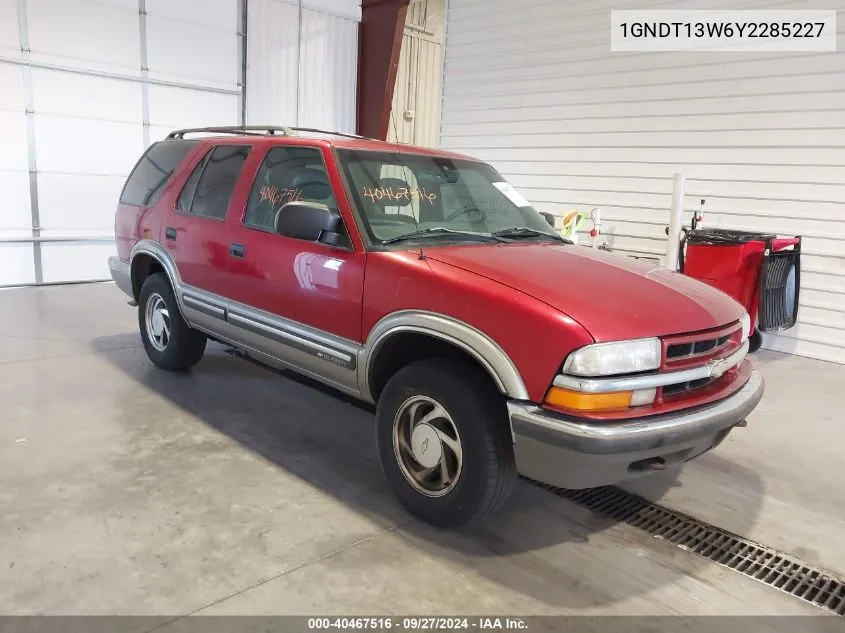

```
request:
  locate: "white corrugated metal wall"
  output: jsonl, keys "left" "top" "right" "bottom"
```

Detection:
{"left": 388, "top": 0, "right": 444, "bottom": 146}
{"left": 246, "top": 0, "right": 360, "bottom": 133}
{"left": 439, "top": 0, "right": 845, "bottom": 364}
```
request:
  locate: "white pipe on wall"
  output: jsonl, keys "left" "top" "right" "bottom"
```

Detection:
{"left": 666, "top": 173, "right": 686, "bottom": 270}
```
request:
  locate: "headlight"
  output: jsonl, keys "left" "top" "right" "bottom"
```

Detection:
{"left": 562, "top": 338, "right": 661, "bottom": 377}
{"left": 739, "top": 312, "right": 752, "bottom": 344}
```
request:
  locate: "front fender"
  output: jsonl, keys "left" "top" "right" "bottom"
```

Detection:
{"left": 359, "top": 310, "right": 529, "bottom": 403}
{"left": 360, "top": 252, "right": 594, "bottom": 403}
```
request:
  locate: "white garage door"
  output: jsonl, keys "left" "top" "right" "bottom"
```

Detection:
{"left": 0, "top": 0, "right": 242, "bottom": 287}
{"left": 246, "top": 0, "right": 361, "bottom": 133}
{"left": 439, "top": 0, "right": 845, "bottom": 364}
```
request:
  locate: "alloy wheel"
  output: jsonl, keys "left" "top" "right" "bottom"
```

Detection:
{"left": 392, "top": 395, "right": 463, "bottom": 497}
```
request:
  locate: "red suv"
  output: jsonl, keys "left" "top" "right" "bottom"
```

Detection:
{"left": 109, "top": 126, "right": 764, "bottom": 527}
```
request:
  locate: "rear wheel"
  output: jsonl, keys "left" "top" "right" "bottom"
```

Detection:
{"left": 375, "top": 358, "right": 516, "bottom": 528}
{"left": 138, "top": 273, "right": 206, "bottom": 370}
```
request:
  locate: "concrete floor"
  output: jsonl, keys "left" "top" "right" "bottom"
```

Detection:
{"left": 1, "top": 283, "right": 843, "bottom": 619}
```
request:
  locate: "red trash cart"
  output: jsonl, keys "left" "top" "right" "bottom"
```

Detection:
{"left": 679, "top": 228, "right": 801, "bottom": 352}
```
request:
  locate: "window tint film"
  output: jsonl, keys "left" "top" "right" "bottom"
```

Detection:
{"left": 120, "top": 140, "right": 199, "bottom": 207}
{"left": 244, "top": 146, "right": 337, "bottom": 230}
{"left": 190, "top": 145, "right": 251, "bottom": 220}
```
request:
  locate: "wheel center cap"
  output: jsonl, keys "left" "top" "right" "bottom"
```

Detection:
{"left": 410, "top": 423, "right": 442, "bottom": 468}
{"left": 151, "top": 311, "right": 165, "bottom": 335}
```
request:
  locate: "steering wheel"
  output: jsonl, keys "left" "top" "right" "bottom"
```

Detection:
{"left": 371, "top": 215, "right": 417, "bottom": 227}
{"left": 372, "top": 213, "right": 417, "bottom": 226}
{"left": 443, "top": 205, "right": 487, "bottom": 222}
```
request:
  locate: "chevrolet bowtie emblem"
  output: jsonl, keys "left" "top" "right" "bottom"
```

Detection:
{"left": 708, "top": 357, "right": 730, "bottom": 379}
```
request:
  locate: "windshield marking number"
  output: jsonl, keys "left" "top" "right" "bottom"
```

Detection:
{"left": 362, "top": 186, "right": 437, "bottom": 204}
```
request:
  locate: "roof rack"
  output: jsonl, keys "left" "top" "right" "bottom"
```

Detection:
{"left": 288, "top": 127, "right": 367, "bottom": 140}
{"left": 166, "top": 125, "right": 369, "bottom": 141}
{"left": 166, "top": 125, "right": 295, "bottom": 139}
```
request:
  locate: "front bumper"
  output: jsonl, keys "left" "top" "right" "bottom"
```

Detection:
{"left": 108, "top": 256, "right": 133, "bottom": 299}
{"left": 508, "top": 369, "right": 764, "bottom": 489}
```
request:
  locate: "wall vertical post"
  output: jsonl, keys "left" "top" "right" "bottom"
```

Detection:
{"left": 357, "top": 0, "right": 410, "bottom": 139}
{"left": 238, "top": 0, "right": 247, "bottom": 125}
{"left": 138, "top": 0, "right": 150, "bottom": 148}
{"left": 17, "top": 0, "right": 42, "bottom": 283}
{"left": 666, "top": 173, "right": 686, "bottom": 270}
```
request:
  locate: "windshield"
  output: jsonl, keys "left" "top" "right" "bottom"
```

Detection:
{"left": 336, "top": 149, "right": 559, "bottom": 245}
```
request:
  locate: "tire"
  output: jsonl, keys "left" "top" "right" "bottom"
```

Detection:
{"left": 375, "top": 358, "right": 516, "bottom": 528}
{"left": 138, "top": 272, "right": 206, "bottom": 371}
{"left": 748, "top": 329, "right": 763, "bottom": 353}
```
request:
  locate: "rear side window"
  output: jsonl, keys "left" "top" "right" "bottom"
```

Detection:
{"left": 179, "top": 145, "right": 251, "bottom": 220}
{"left": 120, "top": 140, "right": 198, "bottom": 207}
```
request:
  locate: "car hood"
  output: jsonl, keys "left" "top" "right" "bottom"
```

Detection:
{"left": 424, "top": 242, "right": 744, "bottom": 342}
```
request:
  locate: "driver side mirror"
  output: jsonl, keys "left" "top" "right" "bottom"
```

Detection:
{"left": 540, "top": 212, "right": 556, "bottom": 228}
{"left": 275, "top": 201, "right": 342, "bottom": 245}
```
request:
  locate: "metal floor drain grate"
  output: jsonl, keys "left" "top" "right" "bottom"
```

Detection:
{"left": 525, "top": 478, "right": 845, "bottom": 616}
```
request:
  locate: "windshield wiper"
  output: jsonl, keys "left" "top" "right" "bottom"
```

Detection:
{"left": 492, "top": 227, "right": 569, "bottom": 242}
{"left": 382, "top": 227, "right": 504, "bottom": 245}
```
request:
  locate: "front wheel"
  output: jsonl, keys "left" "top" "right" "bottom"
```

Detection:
{"left": 375, "top": 359, "right": 516, "bottom": 528}
{"left": 138, "top": 272, "right": 206, "bottom": 371}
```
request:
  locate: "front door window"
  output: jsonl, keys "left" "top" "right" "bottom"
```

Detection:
{"left": 243, "top": 146, "right": 339, "bottom": 235}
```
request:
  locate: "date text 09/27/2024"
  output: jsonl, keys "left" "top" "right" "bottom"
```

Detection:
{"left": 307, "top": 617, "right": 528, "bottom": 630}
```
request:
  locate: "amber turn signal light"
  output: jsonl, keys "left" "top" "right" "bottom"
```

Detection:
{"left": 544, "top": 387, "right": 632, "bottom": 411}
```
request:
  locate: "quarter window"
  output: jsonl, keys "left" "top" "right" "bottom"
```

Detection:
{"left": 244, "top": 146, "right": 337, "bottom": 230}
{"left": 177, "top": 152, "right": 206, "bottom": 213}
{"left": 181, "top": 145, "right": 251, "bottom": 220}
{"left": 120, "top": 140, "right": 198, "bottom": 207}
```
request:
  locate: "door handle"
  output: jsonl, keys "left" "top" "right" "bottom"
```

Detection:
{"left": 165, "top": 227, "right": 177, "bottom": 240}
{"left": 230, "top": 243, "right": 245, "bottom": 258}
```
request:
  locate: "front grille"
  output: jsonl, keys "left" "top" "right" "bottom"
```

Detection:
{"left": 759, "top": 247, "right": 800, "bottom": 331}
{"left": 662, "top": 326, "right": 739, "bottom": 398}
{"left": 662, "top": 376, "right": 714, "bottom": 397}
{"left": 666, "top": 334, "right": 731, "bottom": 360}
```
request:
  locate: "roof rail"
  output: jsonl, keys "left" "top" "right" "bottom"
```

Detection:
{"left": 165, "top": 125, "right": 372, "bottom": 142}
{"left": 166, "top": 125, "right": 295, "bottom": 139}
{"left": 288, "top": 127, "right": 367, "bottom": 140}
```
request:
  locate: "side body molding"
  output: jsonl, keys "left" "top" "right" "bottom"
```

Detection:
{"left": 128, "top": 243, "right": 529, "bottom": 406}
{"left": 358, "top": 310, "right": 530, "bottom": 403}
{"left": 129, "top": 240, "right": 361, "bottom": 395}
